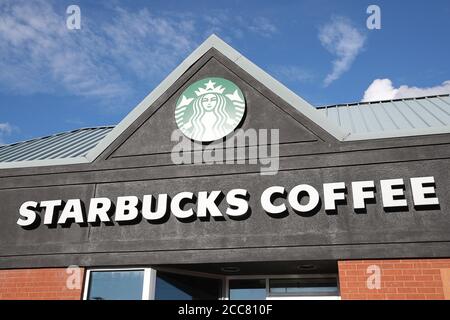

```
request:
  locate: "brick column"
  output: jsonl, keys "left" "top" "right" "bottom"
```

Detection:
{"left": 338, "top": 259, "right": 450, "bottom": 300}
{"left": 0, "top": 268, "right": 84, "bottom": 300}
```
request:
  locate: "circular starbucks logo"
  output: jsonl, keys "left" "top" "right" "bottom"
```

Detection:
{"left": 175, "top": 77, "right": 246, "bottom": 142}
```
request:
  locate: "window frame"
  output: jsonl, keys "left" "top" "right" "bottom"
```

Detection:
{"left": 225, "top": 273, "right": 341, "bottom": 300}
{"left": 82, "top": 267, "right": 156, "bottom": 300}
{"left": 83, "top": 267, "right": 340, "bottom": 300}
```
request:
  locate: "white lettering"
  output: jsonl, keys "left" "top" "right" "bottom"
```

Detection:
{"left": 226, "top": 189, "right": 249, "bottom": 217}
{"left": 115, "top": 196, "right": 139, "bottom": 222}
{"left": 58, "top": 199, "right": 84, "bottom": 224}
{"left": 171, "top": 192, "right": 195, "bottom": 219}
{"left": 288, "top": 184, "right": 320, "bottom": 213}
{"left": 40, "top": 200, "right": 62, "bottom": 225}
{"left": 323, "top": 182, "right": 346, "bottom": 211}
{"left": 16, "top": 176, "right": 441, "bottom": 228}
{"left": 410, "top": 176, "right": 439, "bottom": 207}
{"left": 352, "top": 180, "right": 375, "bottom": 210}
{"left": 197, "top": 191, "right": 223, "bottom": 218}
{"left": 261, "top": 186, "right": 286, "bottom": 214}
{"left": 87, "top": 197, "right": 112, "bottom": 223}
{"left": 142, "top": 194, "right": 168, "bottom": 221}
{"left": 17, "top": 201, "right": 38, "bottom": 227}
{"left": 366, "top": 5, "right": 381, "bottom": 30}
{"left": 66, "top": 5, "right": 81, "bottom": 30}
{"left": 380, "top": 179, "right": 407, "bottom": 208}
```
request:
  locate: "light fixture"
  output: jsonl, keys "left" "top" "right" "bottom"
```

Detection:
{"left": 298, "top": 264, "right": 316, "bottom": 271}
{"left": 221, "top": 266, "right": 241, "bottom": 273}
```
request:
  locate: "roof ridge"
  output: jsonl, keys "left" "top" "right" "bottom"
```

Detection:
{"left": 316, "top": 93, "right": 450, "bottom": 109}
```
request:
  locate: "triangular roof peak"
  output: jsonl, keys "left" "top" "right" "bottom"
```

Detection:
{"left": 0, "top": 34, "right": 350, "bottom": 169}
{"left": 85, "top": 34, "right": 348, "bottom": 162}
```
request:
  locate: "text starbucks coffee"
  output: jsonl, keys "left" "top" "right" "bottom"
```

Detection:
{"left": 17, "top": 176, "right": 439, "bottom": 228}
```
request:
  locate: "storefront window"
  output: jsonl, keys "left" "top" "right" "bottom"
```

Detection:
{"left": 228, "top": 277, "right": 339, "bottom": 300}
{"left": 86, "top": 270, "right": 145, "bottom": 300}
{"left": 269, "top": 278, "right": 338, "bottom": 297}
{"left": 155, "top": 271, "right": 221, "bottom": 300}
{"left": 229, "top": 279, "right": 266, "bottom": 300}
{"left": 84, "top": 268, "right": 339, "bottom": 300}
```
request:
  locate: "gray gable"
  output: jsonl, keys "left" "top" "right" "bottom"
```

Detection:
{"left": 105, "top": 49, "right": 332, "bottom": 160}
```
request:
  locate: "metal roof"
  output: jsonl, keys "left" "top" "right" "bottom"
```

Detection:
{"left": 317, "top": 94, "right": 450, "bottom": 139}
{"left": 0, "top": 126, "right": 113, "bottom": 163}
{"left": 1, "top": 95, "right": 450, "bottom": 166}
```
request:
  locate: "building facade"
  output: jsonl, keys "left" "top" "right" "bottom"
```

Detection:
{"left": 0, "top": 35, "right": 449, "bottom": 300}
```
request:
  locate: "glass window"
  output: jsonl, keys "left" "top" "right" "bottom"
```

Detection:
{"left": 269, "top": 278, "right": 338, "bottom": 296}
{"left": 87, "top": 270, "right": 144, "bottom": 300}
{"left": 155, "top": 271, "right": 221, "bottom": 300}
{"left": 229, "top": 279, "right": 266, "bottom": 300}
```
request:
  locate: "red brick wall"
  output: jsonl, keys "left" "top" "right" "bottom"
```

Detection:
{"left": 338, "top": 259, "right": 450, "bottom": 300}
{"left": 0, "top": 268, "right": 84, "bottom": 300}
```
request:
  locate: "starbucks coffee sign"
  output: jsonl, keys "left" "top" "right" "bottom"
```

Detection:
{"left": 17, "top": 177, "right": 439, "bottom": 229}
{"left": 175, "top": 77, "right": 246, "bottom": 142}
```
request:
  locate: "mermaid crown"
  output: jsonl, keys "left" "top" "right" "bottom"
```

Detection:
{"left": 195, "top": 80, "right": 225, "bottom": 96}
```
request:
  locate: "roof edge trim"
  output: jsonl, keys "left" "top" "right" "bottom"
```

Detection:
{"left": 344, "top": 126, "right": 450, "bottom": 141}
{"left": 318, "top": 93, "right": 450, "bottom": 109}
{"left": 0, "top": 156, "right": 89, "bottom": 169}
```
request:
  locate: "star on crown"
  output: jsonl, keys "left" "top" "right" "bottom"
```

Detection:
{"left": 195, "top": 80, "right": 225, "bottom": 96}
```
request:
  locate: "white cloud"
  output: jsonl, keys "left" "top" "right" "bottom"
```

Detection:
{"left": 270, "top": 65, "right": 314, "bottom": 83}
{"left": 319, "top": 16, "right": 366, "bottom": 86}
{"left": 0, "top": 123, "right": 12, "bottom": 135}
{"left": 246, "top": 17, "right": 277, "bottom": 36}
{"left": 0, "top": 123, "right": 13, "bottom": 145}
{"left": 362, "top": 78, "right": 450, "bottom": 102}
{"left": 0, "top": 0, "right": 130, "bottom": 99}
{"left": 0, "top": 1, "right": 276, "bottom": 104}
{"left": 203, "top": 11, "right": 277, "bottom": 40}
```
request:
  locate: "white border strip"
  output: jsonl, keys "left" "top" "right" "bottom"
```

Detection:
{"left": 0, "top": 156, "right": 89, "bottom": 169}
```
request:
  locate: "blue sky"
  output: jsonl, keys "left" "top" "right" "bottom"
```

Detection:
{"left": 0, "top": 0, "right": 449, "bottom": 144}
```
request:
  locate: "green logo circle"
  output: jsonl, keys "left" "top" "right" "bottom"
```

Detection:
{"left": 175, "top": 77, "right": 246, "bottom": 142}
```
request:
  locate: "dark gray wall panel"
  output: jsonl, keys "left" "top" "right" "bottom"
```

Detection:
{"left": 1, "top": 158, "right": 447, "bottom": 268}
{"left": 0, "top": 144, "right": 448, "bottom": 190}
{"left": 0, "top": 185, "right": 93, "bottom": 254}
{"left": 1, "top": 242, "right": 448, "bottom": 269}
{"left": 88, "top": 160, "right": 450, "bottom": 251}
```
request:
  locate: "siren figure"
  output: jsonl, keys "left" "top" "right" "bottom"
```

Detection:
{"left": 187, "top": 82, "right": 233, "bottom": 141}
{"left": 175, "top": 78, "right": 246, "bottom": 142}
